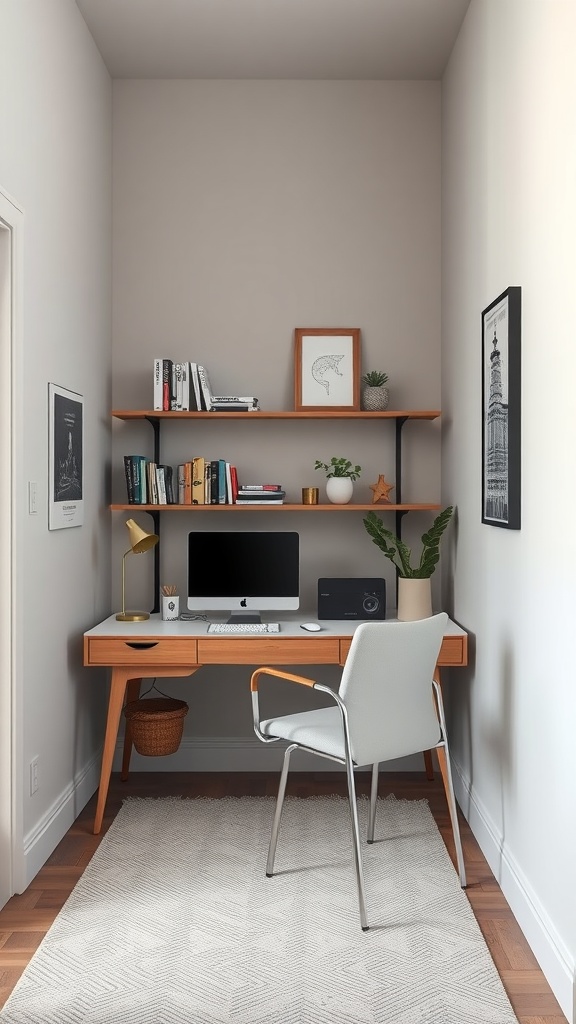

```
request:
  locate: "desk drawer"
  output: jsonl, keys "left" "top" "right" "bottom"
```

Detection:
{"left": 84, "top": 637, "right": 197, "bottom": 666}
{"left": 197, "top": 637, "right": 340, "bottom": 665}
{"left": 339, "top": 634, "right": 468, "bottom": 668}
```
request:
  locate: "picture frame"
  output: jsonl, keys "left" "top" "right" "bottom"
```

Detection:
{"left": 48, "top": 383, "right": 84, "bottom": 530}
{"left": 481, "top": 287, "right": 521, "bottom": 529}
{"left": 294, "top": 328, "right": 361, "bottom": 411}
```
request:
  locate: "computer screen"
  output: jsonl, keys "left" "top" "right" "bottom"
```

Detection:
{"left": 188, "top": 531, "right": 299, "bottom": 621}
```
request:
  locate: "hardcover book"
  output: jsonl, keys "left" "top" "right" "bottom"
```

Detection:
{"left": 197, "top": 365, "right": 213, "bottom": 411}
{"left": 153, "top": 359, "right": 163, "bottom": 411}
{"left": 189, "top": 363, "right": 202, "bottom": 412}
{"left": 192, "top": 457, "right": 205, "bottom": 504}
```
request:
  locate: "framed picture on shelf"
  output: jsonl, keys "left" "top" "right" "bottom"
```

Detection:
{"left": 481, "top": 286, "right": 521, "bottom": 530}
{"left": 48, "top": 383, "right": 84, "bottom": 530}
{"left": 294, "top": 328, "right": 361, "bottom": 411}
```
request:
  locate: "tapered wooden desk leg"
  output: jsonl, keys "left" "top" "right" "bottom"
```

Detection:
{"left": 121, "top": 677, "right": 142, "bottom": 782}
{"left": 423, "top": 750, "right": 435, "bottom": 779}
{"left": 432, "top": 666, "right": 461, "bottom": 858}
{"left": 93, "top": 667, "right": 132, "bottom": 835}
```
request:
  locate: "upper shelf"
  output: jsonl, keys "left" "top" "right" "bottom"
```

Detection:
{"left": 112, "top": 409, "right": 441, "bottom": 421}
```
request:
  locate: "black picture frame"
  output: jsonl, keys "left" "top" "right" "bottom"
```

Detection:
{"left": 481, "top": 286, "right": 521, "bottom": 529}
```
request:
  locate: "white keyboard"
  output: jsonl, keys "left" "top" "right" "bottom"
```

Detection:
{"left": 207, "top": 622, "right": 281, "bottom": 634}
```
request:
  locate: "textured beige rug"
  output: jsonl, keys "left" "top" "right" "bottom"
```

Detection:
{"left": 0, "top": 796, "right": 518, "bottom": 1023}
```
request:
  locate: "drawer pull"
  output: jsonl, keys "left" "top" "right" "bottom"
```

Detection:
{"left": 125, "top": 641, "right": 159, "bottom": 650}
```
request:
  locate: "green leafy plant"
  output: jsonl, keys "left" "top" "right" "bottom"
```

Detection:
{"left": 362, "top": 370, "right": 389, "bottom": 387}
{"left": 315, "top": 457, "right": 362, "bottom": 481}
{"left": 363, "top": 506, "right": 454, "bottom": 578}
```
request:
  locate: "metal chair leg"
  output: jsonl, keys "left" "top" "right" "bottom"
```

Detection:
{"left": 367, "top": 762, "right": 379, "bottom": 843}
{"left": 344, "top": 752, "right": 369, "bottom": 930}
{"left": 266, "top": 743, "right": 297, "bottom": 876}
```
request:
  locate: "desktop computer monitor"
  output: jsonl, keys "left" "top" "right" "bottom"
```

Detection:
{"left": 188, "top": 531, "right": 299, "bottom": 622}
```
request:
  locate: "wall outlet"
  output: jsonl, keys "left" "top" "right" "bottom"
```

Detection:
{"left": 30, "top": 756, "right": 39, "bottom": 795}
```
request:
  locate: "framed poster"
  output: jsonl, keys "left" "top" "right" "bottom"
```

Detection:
{"left": 481, "top": 287, "right": 521, "bottom": 529}
{"left": 294, "top": 328, "right": 360, "bottom": 411}
{"left": 48, "top": 383, "right": 84, "bottom": 529}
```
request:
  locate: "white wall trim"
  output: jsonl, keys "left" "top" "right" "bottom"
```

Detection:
{"left": 453, "top": 758, "right": 574, "bottom": 1024}
{"left": 22, "top": 755, "right": 102, "bottom": 890}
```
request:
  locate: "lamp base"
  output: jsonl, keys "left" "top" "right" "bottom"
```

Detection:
{"left": 116, "top": 611, "right": 150, "bottom": 622}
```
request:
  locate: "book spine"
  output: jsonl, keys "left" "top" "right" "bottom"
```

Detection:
{"left": 177, "top": 464, "right": 186, "bottom": 504}
{"left": 240, "top": 484, "right": 282, "bottom": 490}
{"left": 218, "top": 459, "right": 226, "bottom": 504}
{"left": 211, "top": 396, "right": 258, "bottom": 403}
{"left": 225, "top": 462, "right": 233, "bottom": 504}
{"left": 235, "top": 499, "right": 284, "bottom": 504}
{"left": 156, "top": 466, "right": 167, "bottom": 505}
{"left": 192, "top": 457, "right": 205, "bottom": 505}
{"left": 173, "top": 363, "right": 184, "bottom": 411}
{"left": 164, "top": 464, "right": 175, "bottom": 504}
{"left": 131, "top": 456, "right": 141, "bottom": 503}
{"left": 147, "top": 462, "right": 158, "bottom": 505}
{"left": 230, "top": 465, "right": 239, "bottom": 503}
{"left": 204, "top": 460, "right": 211, "bottom": 503}
{"left": 181, "top": 362, "right": 190, "bottom": 411}
{"left": 210, "top": 460, "right": 218, "bottom": 503}
{"left": 153, "top": 359, "right": 163, "bottom": 411}
{"left": 162, "top": 359, "right": 173, "bottom": 411}
{"left": 183, "top": 462, "right": 192, "bottom": 504}
{"left": 210, "top": 404, "right": 254, "bottom": 412}
{"left": 189, "top": 362, "right": 202, "bottom": 411}
{"left": 197, "top": 365, "right": 213, "bottom": 411}
{"left": 124, "top": 456, "right": 135, "bottom": 503}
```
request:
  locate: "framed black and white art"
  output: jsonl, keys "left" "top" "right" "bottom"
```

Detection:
{"left": 48, "top": 383, "right": 84, "bottom": 529}
{"left": 294, "top": 328, "right": 361, "bottom": 411}
{"left": 481, "top": 287, "right": 521, "bottom": 530}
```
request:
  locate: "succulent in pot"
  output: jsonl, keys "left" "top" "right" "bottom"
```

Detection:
{"left": 361, "top": 371, "right": 390, "bottom": 411}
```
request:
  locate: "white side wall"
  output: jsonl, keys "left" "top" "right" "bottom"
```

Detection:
{"left": 0, "top": 0, "right": 112, "bottom": 885}
{"left": 442, "top": 2, "right": 576, "bottom": 1019}
{"left": 111, "top": 79, "right": 443, "bottom": 770}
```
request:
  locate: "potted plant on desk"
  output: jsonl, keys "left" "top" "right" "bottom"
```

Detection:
{"left": 363, "top": 506, "right": 454, "bottom": 619}
{"left": 315, "top": 457, "right": 362, "bottom": 504}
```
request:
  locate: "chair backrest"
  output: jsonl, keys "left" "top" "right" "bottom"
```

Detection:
{"left": 338, "top": 612, "right": 448, "bottom": 767}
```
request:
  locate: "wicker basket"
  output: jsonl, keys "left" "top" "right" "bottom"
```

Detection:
{"left": 124, "top": 697, "right": 189, "bottom": 756}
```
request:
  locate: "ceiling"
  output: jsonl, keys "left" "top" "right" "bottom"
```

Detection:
{"left": 75, "top": 0, "right": 472, "bottom": 80}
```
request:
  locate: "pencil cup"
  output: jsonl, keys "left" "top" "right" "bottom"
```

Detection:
{"left": 161, "top": 595, "right": 180, "bottom": 621}
{"left": 302, "top": 487, "right": 319, "bottom": 505}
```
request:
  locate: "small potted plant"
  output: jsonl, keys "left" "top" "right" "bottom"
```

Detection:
{"left": 315, "top": 457, "right": 362, "bottom": 504}
{"left": 363, "top": 506, "right": 453, "bottom": 619}
{"left": 361, "top": 370, "right": 389, "bottom": 411}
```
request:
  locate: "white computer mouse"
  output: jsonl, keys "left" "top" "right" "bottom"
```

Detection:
{"left": 300, "top": 621, "right": 322, "bottom": 632}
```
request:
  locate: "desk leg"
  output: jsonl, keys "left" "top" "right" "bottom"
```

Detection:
{"left": 94, "top": 667, "right": 132, "bottom": 835}
{"left": 94, "top": 665, "right": 200, "bottom": 834}
{"left": 121, "top": 678, "right": 142, "bottom": 782}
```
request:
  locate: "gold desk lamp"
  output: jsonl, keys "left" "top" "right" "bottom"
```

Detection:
{"left": 116, "top": 518, "right": 159, "bottom": 622}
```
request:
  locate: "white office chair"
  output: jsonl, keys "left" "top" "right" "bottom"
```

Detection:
{"left": 251, "top": 612, "right": 466, "bottom": 931}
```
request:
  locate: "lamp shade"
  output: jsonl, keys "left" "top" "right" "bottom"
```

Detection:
{"left": 125, "top": 517, "right": 159, "bottom": 554}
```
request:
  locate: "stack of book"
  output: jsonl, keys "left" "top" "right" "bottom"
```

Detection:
{"left": 235, "top": 484, "right": 285, "bottom": 505}
{"left": 153, "top": 358, "right": 259, "bottom": 412}
{"left": 123, "top": 456, "right": 176, "bottom": 504}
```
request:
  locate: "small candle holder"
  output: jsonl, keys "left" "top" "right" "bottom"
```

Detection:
{"left": 302, "top": 487, "right": 319, "bottom": 505}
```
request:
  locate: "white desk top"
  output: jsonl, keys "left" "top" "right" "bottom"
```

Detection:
{"left": 84, "top": 612, "right": 467, "bottom": 640}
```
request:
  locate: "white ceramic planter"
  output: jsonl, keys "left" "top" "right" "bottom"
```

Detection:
{"left": 397, "top": 577, "right": 432, "bottom": 621}
{"left": 325, "top": 476, "right": 354, "bottom": 504}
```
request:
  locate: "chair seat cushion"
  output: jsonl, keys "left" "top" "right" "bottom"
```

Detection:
{"left": 260, "top": 707, "right": 347, "bottom": 762}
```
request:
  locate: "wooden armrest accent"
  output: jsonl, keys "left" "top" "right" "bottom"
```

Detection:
{"left": 250, "top": 667, "right": 316, "bottom": 692}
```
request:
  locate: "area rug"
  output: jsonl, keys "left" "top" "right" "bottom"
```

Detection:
{"left": 0, "top": 796, "right": 518, "bottom": 1024}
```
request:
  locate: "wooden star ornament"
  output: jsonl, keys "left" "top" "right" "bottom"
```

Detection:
{"left": 369, "top": 474, "right": 395, "bottom": 504}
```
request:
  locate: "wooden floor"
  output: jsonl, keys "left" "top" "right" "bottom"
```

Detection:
{"left": 0, "top": 771, "right": 567, "bottom": 1023}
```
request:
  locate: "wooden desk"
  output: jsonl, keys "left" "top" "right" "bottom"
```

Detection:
{"left": 84, "top": 614, "right": 468, "bottom": 834}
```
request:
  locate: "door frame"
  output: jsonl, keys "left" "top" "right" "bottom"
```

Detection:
{"left": 0, "top": 184, "right": 25, "bottom": 903}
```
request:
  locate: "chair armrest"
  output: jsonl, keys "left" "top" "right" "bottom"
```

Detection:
{"left": 251, "top": 667, "right": 317, "bottom": 745}
{"left": 250, "top": 667, "right": 316, "bottom": 692}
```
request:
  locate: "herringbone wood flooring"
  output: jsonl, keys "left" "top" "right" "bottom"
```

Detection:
{"left": 0, "top": 771, "right": 567, "bottom": 1023}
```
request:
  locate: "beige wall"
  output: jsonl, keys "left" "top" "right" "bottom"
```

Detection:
{"left": 442, "top": 1, "right": 576, "bottom": 1017}
{"left": 111, "top": 79, "right": 443, "bottom": 754}
{"left": 0, "top": 0, "right": 112, "bottom": 884}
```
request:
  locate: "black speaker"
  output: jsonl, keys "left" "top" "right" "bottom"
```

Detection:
{"left": 317, "top": 578, "right": 386, "bottom": 620}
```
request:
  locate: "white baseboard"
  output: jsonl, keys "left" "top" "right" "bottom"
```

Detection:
{"left": 21, "top": 754, "right": 102, "bottom": 891}
{"left": 112, "top": 735, "right": 426, "bottom": 773}
{"left": 452, "top": 757, "right": 574, "bottom": 1024}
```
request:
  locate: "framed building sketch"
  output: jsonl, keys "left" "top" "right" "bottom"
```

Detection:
{"left": 481, "top": 287, "right": 521, "bottom": 529}
{"left": 48, "top": 383, "right": 84, "bottom": 529}
{"left": 294, "top": 328, "right": 360, "bottom": 411}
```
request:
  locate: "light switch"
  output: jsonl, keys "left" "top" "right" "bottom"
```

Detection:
{"left": 28, "top": 481, "right": 38, "bottom": 515}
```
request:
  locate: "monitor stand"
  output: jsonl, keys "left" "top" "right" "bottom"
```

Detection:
{"left": 227, "top": 612, "right": 262, "bottom": 624}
